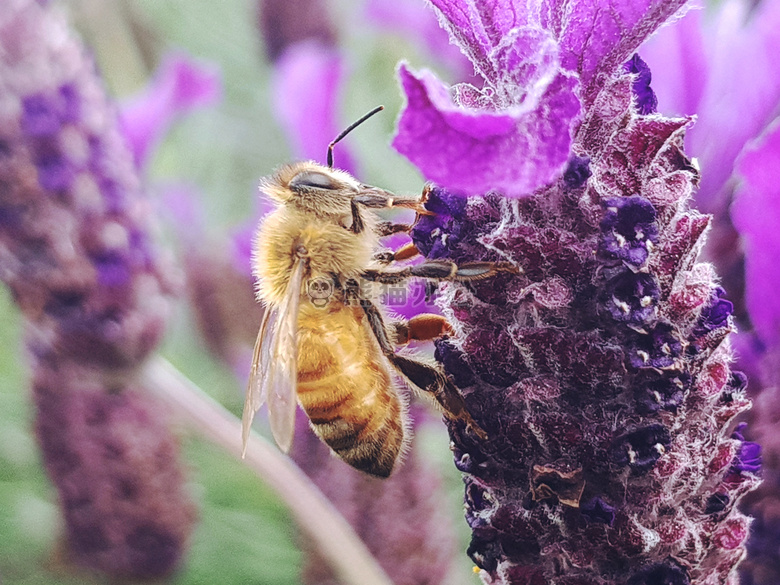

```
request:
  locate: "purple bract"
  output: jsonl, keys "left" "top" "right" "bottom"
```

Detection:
{"left": 392, "top": 0, "right": 689, "bottom": 198}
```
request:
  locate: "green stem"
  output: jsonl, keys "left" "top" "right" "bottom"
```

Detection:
{"left": 139, "top": 357, "right": 395, "bottom": 585}
{"left": 70, "top": 0, "right": 149, "bottom": 95}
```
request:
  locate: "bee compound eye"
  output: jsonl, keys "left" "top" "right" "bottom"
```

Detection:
{"left": 290, "top": 171, "right": 338, "bottom": 191}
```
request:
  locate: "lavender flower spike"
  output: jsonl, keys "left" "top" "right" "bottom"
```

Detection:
{"left": 399, "top": 1, "right": 760, "bottom": 583}
{"left": 0, "top": 1, "right": 194, "bottom": 578}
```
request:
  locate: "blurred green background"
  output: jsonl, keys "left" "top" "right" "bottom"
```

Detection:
{"left": 0, "top": 0, "right": 471, "bottom": 583}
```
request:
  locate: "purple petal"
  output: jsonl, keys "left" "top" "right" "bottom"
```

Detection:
{"left": 730, "top": 423, "right": 762, "bottom": 475}
{"left": 119, "top": 53, "right": 221, "bottom": 168}
{"left": 426, "top": 0, "right": 533, "bottom": 84}
{"left": 598, "top": 195, "right": 659, "bottom": 268}
{"left": 624, "top": 54, "right": 657, "bottom": 115}
{"left": 732, "top": 120, "right": 780, "bottom": 348}
{"left": 545, "top": 0, "right": 689, "bottom": 105}
{"left": 562, "top": 155, "right": 591, "bottom": 188}
{"left": 393, "top": 63, "right": 579, "bottom": 197}
{"left": 580, "top": 497, "right": 616, "bottom": 526}
{"left": 272, "top": 41, "right": 357, "bottom": 174}
{"left": 428, "top": 0, "right": 688, "bottom": 104}
{"left": 696, "top": 0, "right": 780, "bottom": 213}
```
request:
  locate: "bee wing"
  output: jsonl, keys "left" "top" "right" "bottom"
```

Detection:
{"left": 241, "top": 304, "right": 276, "bottom": 456}
{"left": 266, "top": 257, "right": 305, "bottom": 453}
{"left": 241, "top": 257, "right": 305, "bottom": 456}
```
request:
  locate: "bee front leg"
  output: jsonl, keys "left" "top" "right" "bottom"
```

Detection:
{"left": 349, "top": 200, "right": 365, "bottom": 234}
{"left": 362, "top": 259, "right": 519, "bottom": 284}
{"left": 360, "top": 300, "right": 487, "bottom": 440}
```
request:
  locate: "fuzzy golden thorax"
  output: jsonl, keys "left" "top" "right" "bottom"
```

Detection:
{"left": 253, "top": 162, "right": 389, "bottom": 306}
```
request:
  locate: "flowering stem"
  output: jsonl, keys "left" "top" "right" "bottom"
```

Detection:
{"left": 140, "top": 357, "right": 395, "bottom": 585}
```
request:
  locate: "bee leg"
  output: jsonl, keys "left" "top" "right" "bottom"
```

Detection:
{"left": 376, "top": 221, "right": 413, "bottom": 237}
{"left": 372, "top": 242, "right": 420, "bottom": 265}
{"left": 353, "top": 193, "right": 430, "bottom": 214}
{"left": 372, "top": 251, "right": 396, "bottom": 265}
{"left": 362, "top": 259, "right": 519, "bottom": 284}
{"left": 349, "top": 200, "right": 365, "bottom": 234}
{"left": 361, "top": 300, "right": 487, "bottom": 439}
{"left": 390, "top": 354, "right": 487, "bottom": 439}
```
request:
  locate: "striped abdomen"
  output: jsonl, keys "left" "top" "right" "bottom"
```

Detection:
{"left": 296, "top": 301, "right": 406, "bottom": 477}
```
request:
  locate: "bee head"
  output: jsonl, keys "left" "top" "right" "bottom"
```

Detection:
{"left": 261, "top": 161, "right": 392, "bottom": 219}
{"left": 261, "top": 106, "right": 393, "bottom": 220}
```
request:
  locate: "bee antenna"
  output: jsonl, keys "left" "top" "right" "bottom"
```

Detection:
{"left": 327, "top": 105, "right": 384, "bottom": 169}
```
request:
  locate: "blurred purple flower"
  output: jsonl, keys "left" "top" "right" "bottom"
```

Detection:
{"left": 732, "top": 122, "right": 780, "bottom": 351}
{"left": 392, "top": 0, "right": 689, "bottom": 198}
{"left": 0, "top": 1, "right": 195, "bottom": 578}
{"left": 32, "top": 359, "right": 196, "bottom": 579}
{"left": 396, "top": 0, "right": 759, "bottom": 583}
{"left": 159, "top": 183, "right": 262, "bottom": 377}
{"left": 258, "top": 0, "right": 337, "bottom": 62}
{"left": 644, "top": 0, "right": 780, "bottom": 216}
{"left": 119, "top": 52, "right": 221, "bottom": 168}
{"left": 271, "top": 41, "right": 357, "bottom": 173}
{"left": 184, "top": 240, "right": 264, "bottom": 377}
{"left": 730, "top": 120, "right": 780, "bottom": 585}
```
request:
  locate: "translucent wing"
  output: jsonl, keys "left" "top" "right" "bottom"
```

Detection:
{"left": 241, "top": 259, "right": 304, "bottom": 456}
{"left": 241, "top": 304, "right": 275, "bottom": 456}
{"left": 267, "top": 258, "right": 304, "bottom": 452}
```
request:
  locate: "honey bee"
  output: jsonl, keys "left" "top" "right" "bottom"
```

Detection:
{"left": 241, "top": 106, "right": 514, "bottom": 477}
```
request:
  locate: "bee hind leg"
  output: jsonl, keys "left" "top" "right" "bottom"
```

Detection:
{"left": 361, "top": 300, "right": 487, "bottom": 439}
{"left": 389, "top": 354, "right": 487, "bottom": 440}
